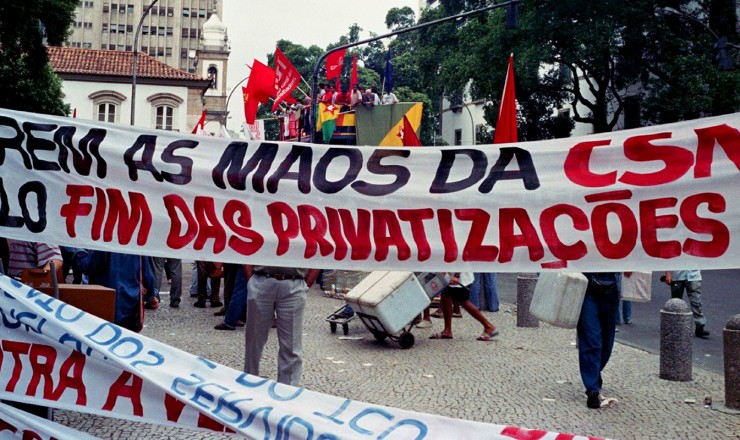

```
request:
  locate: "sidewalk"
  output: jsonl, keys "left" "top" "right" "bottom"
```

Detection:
{"left": 53, "top": 276, "right": 738, "bottom": 439}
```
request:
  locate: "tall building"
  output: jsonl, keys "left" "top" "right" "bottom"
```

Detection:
{"left": 68, "top": 0, "right": 223, "bottom": 73}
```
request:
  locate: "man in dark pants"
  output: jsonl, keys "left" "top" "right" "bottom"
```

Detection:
{"left": 577, "top": 272, "right": 622, "bottom": 409}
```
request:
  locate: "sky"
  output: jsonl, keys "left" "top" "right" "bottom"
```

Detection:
{"left": 220, "top": 0, "right": 420, "bottom": 131}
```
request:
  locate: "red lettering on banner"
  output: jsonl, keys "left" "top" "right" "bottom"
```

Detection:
{"left": 372, "top": 209, "right": 411, "bottom": 261}
{"left": 398, "top": 208, "right": 434, "bottom": 261}
{"left": 589, "top": 198, "right": 638, "bottom": 260}
{"left": 338, "top": 208, "right": 371, "bottom": 260}
{"left": 437, "top": 209, "right": 458, "bottom": 262}
{"left": 164, "top": 194, "right": 198, "bottom": 248}
{"left": 51, "top": 350, "right": 87, "bottom": 405}
{"left": 456, "top": 209, "right": 498, "bottom": 262}
{"left": 163, "top": 195, "right": 263, "bottom": 256}
{"left": 680, "top": 192, "right": 729, "bottom": 257}
{"left": 639, "top": 197, "right": 681, "bottom": 259}
{"left": 267, "top": 201, "right": 299, "bottom": 255}
{"left": 2, "top": 341, "right": 31, "bottom": 393}
{"left": 498, "top": 208, "right": 545, "bottom": 263}
{"left": 325, "top": 208, "right": 348, "bottom": 260}
{"left": 223, "top": 200, "right": 264, "bottom": 256}
{"left": 27, "top": 344, "right": 56, "bottom": 398}
{"left": 60, "top": 185, "right": 151, "bottom": 245}
{"left": 0, "top": 418, "right": 18, "bottom": 434}
{"left": 193, "top": 196, "right": 227, "bottom": 252}
{"left": 102, "top": 372, "right": 144, "bottom": 416}
{"left": 164, "top": 393, "right": 187, "bottom": 422}
{"left": 694, "top": 124, "right": 740, "bottom": 178}
{"left": 297, "top": 204, "right": 333, "bottom": 258}
{"left": 564, "top": 139, "right": 615, "bottom": 187}
{"left": 539, "top": 204, "right": 589, "bottom": 262}
{"left": 619, "top": 133, "right": 693, "bottom": 186}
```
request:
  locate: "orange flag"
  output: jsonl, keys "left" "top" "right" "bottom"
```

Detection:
{"left": 494, "top": 54, "right": 517, "bottom": 144}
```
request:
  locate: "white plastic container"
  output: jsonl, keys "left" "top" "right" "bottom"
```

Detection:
{"left": 415, "top": 272, "right": 449, "bottom": 299}
{"left": 345, "top": 271, "right": 431, "bottom": 334}
{"left": 621, "top": 271, "right": 652, "bottom": 302}
{"left": 529, "top": 272, "right": 588, "bottom": 329}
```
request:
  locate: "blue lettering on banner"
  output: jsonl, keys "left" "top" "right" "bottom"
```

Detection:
{"left": 212, "top": 391, "right": 253, "bottom": 424}
{"left": 313, "top": 398, "right": 351, "bottom": 425}
{"left": 278, "top": 416, "right": 314, "bottom": 439}
{"left": 53, "top": 304, "right": 85, "bottom": 323}
{"left": 234, "top": 373, "right": 303, "bottom": 401}
{"left": 237, "top": 406, "right": 273, "bottom": 431}
{"left": 0, "top": 308, "right": 45, "bottom": 333}
{"left": 350, "top": 407, "right": 394, "bottom": 435}
{"left": 197, "top": 356, "right": 218, "bottom": 369}
{"left": 84, "top": 323, "right": 164, "bottom": 368}
{"left": 377, "top": 419, "right": 427, "bottom": 439}
{"left": 59, "top": 333, "right": 106, "bottom": 359}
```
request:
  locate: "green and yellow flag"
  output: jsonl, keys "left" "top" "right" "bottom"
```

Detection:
{"left": 316, "top": 102, "right": 340, "bottom": 143}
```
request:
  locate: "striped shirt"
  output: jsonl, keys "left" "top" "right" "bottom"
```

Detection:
{"left": 6, "top": 240, "right": 63, "bottom": 277}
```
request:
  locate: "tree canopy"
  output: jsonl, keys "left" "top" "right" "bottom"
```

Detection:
{"left": 0, "top": 0, "right": 77, "bottom": 115}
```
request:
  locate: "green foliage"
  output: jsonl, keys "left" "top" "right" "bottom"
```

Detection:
{"left": 0, "top": 0, "right": 77, "bottom": 115}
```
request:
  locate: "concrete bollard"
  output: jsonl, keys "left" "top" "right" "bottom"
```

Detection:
{"left": 660, "top": 298, "right": 693, "bottom": 381}
{"left": 516, "top": 273, "right": 539, "bottom": 328}
{"left": 724, "top": 314, "right": 740, "bottom": 410}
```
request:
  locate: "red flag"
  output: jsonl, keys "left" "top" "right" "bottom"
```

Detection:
{"left": 350, "top": 54, "right": 358, "bottom": 91}
{"left": 72, "top": 108, "right": 77, "bottom": 118}
{"left": 399, "top": 115, "right": 422, "bottom": 146}
{"left": 335, "top": 76, "right": 341, "bottom": 94}
{"left": 325, "top": 48, "right": 346, "bottom": 80}
{"left": 243, "top": 60, "right": 276, "bottom": 124}
{"left": 493, "top": 54, "right": 517, "bottom": 144}
{"left": 191, "top": 110, "right": 207, "bottom": 134}
{"left": 272, "top": 48, "right": 300, "bottom": 111}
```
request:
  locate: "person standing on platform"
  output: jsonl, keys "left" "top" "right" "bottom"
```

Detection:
{"left": 244, "top": 265, "right": 319, "bottom": 386}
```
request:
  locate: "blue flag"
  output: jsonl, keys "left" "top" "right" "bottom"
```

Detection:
{"left": 384, "top": 49, "right": 393, "bottom": 93}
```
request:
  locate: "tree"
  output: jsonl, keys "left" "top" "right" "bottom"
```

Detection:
{"left": 0, "top": 0, "right": 77, "bottom": 115}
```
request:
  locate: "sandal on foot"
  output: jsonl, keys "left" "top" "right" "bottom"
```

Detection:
{"left": 452, "top": 312, "right": 463, "bottom": 318}
{"left": 477, "top": 330, "right": 499, "bottom": 341}
{"left": 429, "top": 332, "right": 453, "bottom": 340}
{"left": 430, "top": 311, "right": 444, "bottom": 319}
{"left": 214, "top": 323, "right": 235, "bottom": 331}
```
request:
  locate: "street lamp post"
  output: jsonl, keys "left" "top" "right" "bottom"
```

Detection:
{"left": 130, "top": 0, "right": 160, "bottom": 126}
{"left": 309, "top": 0, "right": 520, "bottom": 141}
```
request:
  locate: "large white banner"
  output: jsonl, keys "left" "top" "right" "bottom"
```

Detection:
{"left": 0, "top": 276, "right": 603, "bottom": 440}
{"left": 0, "top": 108, "right": 738, "bottom": 272}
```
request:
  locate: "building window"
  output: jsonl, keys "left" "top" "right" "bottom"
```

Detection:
{"left": 111, "top": 3, "right": 117, "bottom": 12}
{"left": 84, "top": 0, "right": 94, "bottom": 6}
{"left": 165, "top": 47, "right": 172, "bottom": 56}
{"left": 454, "top": 129, "right": 462, "bottom": 146}
{"left": 156, "top": 106, "right": 174, "bottom": 130}
{"left": 158, "top": 26, "right": 165, "bottom": 36}
{"left": 207, "top": 65, "right": 218, "bottom": 89}
{"left": 118, "top": 4, "right": 125, "bottom": 13}
{"left": 90, "top": 90, "right": 126, "bottom": 124}
{"left": 182, "top": 8, "right": 189, "bottom": 16}
{"left": 166, "top": 26, "right": 173, "bottom": 36}
{"left": 142, "top": 25, "right": 148, "bottom": 35}
{"left": 102, "top": 23, "right": 108, "bottom": 32}
{"left": 167, "top": 7, "right": 174, "bottom": 16}
{"left": 126, "top": 24, "right": 133, "bottom": 33}
{"left": 198, "top": 8, "right": 206, "bottom": 17}
{"left": 118, "top": 24, "right": 125, "bottom": 33}
{"left": 97, "top": 103, "right": 116, "bottom": 123}
{"left": 108, "top": 44, "right": 115, "bottom": 49}
{"left": 127, "top": 4, "right": 134, "bottom": 14}
{"left": 148, "top": 93, "right": 183, "bottom": 131}
{"left": 103, "top": 4, "right": 109, "bottom": 12}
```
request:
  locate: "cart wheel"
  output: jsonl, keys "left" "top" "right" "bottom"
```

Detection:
{"left": 330, "top": 322, "right": 337, "bottom": 333}
{"left": 372, "top": 331, "right": 388, "bottom": 342}
{"left": 342, "top": 324, "right": 349, "bottom": 335}
{"left": 398, "top": 332, "right": 415, "bottom": 349}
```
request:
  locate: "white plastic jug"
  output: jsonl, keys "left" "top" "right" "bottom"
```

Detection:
{"left": 529, "top": 272, "right": 588, "bottom": 329}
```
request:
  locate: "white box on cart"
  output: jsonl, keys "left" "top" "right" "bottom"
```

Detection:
{"left": 345, "top": 271, "right": 431, "bottom": 334}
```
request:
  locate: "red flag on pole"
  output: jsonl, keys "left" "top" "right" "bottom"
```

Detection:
{"left": 191, "top": 110, "right": 207, "bottom": 134}
{"left": 493, "top": 54, "right": 517, "bottom": 144}
{"left": 398, "top": 115, "right": 422, "bottom": 146}
{"left": 325, "top": 48, "right": 346, "bottom": 80}
{"left": 243, "top": 60, "right": 276, "bottom": 124}
{"left": 350, "top": 54, "right": 358, "bottom": 91}
{"left": 272, "top": 48, "right": 300, "bottom": 111}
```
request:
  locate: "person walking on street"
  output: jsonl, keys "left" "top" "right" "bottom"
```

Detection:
{"left": 244, "top": 265, "right": 319, "bottom": 386}
{"left": 664, "top": 270, "right": 709, "bottom": 338}
{"left": 578, "top": 272, "right": 621, "bottom": 409}
{"left": 429, "top": 272, "right": 498, "bottom": 341}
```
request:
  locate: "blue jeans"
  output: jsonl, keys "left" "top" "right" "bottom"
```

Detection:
{"left": 223, "top": 267, "right": 247, "bottom": 328}
{"left": 615, "top": 300, "right": 632, "bottom": 324}
{"left": 577, "top": 282, "right": 619, "bottom": 394}
{"left": 469, "top": 273, "right": 499, "bottom": 311}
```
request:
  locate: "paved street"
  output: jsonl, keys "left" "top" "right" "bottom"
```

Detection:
{"left": 51, "top": 268, "right": 739, "bottom": 439}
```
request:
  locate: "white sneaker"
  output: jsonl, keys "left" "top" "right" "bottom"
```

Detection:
{"left": 416, "top": 320, "right": 433, "bottom": 329}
